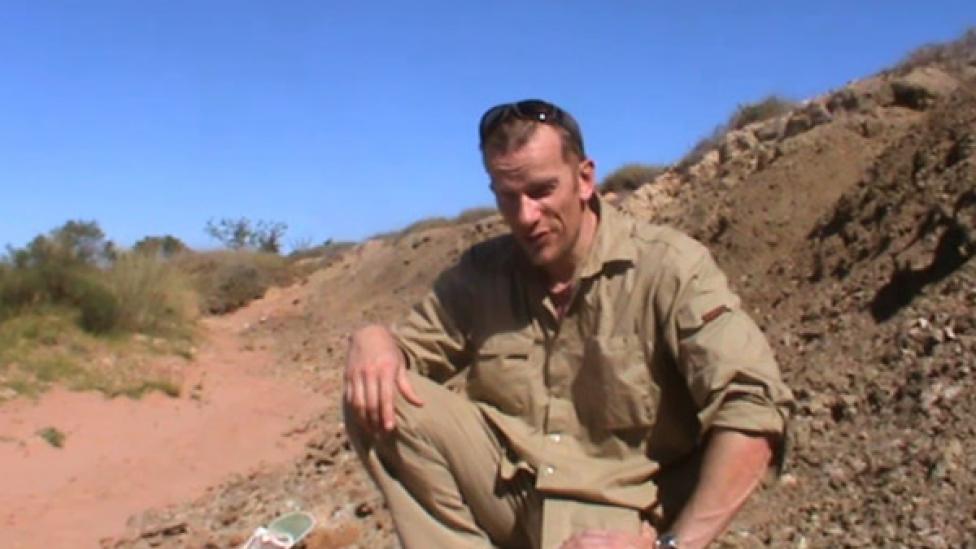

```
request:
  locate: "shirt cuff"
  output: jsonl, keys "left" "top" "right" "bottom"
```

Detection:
{"left": 709, "top": 395, "right": 786, "bottom": 436}
{"left": 707, "top": 393, "right": 790, "bottom": 472}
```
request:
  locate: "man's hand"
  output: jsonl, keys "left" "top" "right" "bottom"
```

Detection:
{"left": 560, "top": 522, "right": 657, "bottom": 549}
{"left": 344, "top": 324, "right": 424, "bottom": 433}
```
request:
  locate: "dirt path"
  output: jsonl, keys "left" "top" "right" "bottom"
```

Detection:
{"left": 0, "top": 291, "right": 325, "bottom": 548}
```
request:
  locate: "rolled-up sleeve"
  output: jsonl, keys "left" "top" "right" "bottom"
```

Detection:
{"left": 658, "top": 241, "right": 794, "bottom": 445}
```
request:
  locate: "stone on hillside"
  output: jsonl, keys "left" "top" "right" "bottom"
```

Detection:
{"left": 755, "top": 119, "right": 783, "bottom": 142}
{"left": 688, "top": 149, "right": 720, "bottom": 181}
{"left": 783, "top": 102, "right": 832, "bottom": 139}
{"left": 719, "top": 128, "right": 760, "bottom": 163}
{"left": 829, "top": 76, "right": 896, "bottom": 114}
{"left": 891, "top": 67, "right": 959, "bottom": 110}
{"left": 827, "top": 88, "right": 861, "bottom": 112}
{"left": 860, "top": 117, "right": 885, "bottom": 138}
{"left": 756, "top": 144, "right": 779, "bottom": 170}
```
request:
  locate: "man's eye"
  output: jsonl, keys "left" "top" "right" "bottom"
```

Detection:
{"left": 527, "top": 186, "right": 554, "bottom": 200}
{"left": 496, "top": 192, "right": 519, "bottom": 204}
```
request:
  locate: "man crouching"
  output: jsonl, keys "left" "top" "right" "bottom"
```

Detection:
{"left": 344, "top": 99, "right": 793, "bottom": 549}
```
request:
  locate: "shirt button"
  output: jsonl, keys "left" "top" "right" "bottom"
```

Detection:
{"left": 548, "top": 433, "right": 562, "bottom": 443}
{"left": 543, "top": 465, "right": 556, "bottom": 475}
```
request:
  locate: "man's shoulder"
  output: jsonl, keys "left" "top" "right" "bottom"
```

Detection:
{"left": 629, "top": 219, "right": 711, "bottom": 272}
{"left": 457, "top": 232, "right": 519, "bottom": 274}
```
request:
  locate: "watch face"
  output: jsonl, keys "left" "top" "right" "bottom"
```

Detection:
{"left": 657, "top": 533, "right": 679, "bottom": 548}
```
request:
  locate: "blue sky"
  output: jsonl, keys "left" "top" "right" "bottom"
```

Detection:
{"left": 1, "top": 2, "right": 974, "bottom": 251}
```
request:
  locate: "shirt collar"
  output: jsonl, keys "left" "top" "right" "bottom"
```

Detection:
{"left": 576, "top": 194, "right": 639, "bottom": 280}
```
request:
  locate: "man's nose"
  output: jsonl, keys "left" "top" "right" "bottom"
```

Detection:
{"left": 516, "top": 195, "right": 541, "bottom": 228}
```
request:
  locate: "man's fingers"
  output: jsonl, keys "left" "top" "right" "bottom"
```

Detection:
{"left": 379, "top": 371, "right": 396, "bottom": 431}
{"left": 559, "top": 530, "right": 609, "bottom": 548}
{"left": 364, "top": 370, "right": 381, "bottom": 430}
{"left": 560, "top": 528, "right": 653, "bottom": 549}
{"left": 351, "top": 372, "right": 369, "bottom": 429}
{"left": 396, "top": 368, "right": 425, "bottom": 407}
{"left": 639, "top": 522, "right": 657, "bottom": 543}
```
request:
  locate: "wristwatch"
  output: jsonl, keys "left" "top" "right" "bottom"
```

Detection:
{"left": 656, "top": 533, "right": 680, "bottom": 548}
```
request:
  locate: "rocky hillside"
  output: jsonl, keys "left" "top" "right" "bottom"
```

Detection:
{"left": 118, "top": 32, "right": 976, "bottom": 548}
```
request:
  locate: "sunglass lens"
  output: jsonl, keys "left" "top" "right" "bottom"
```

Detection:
{"left": 514, "top": 100, "right": 556, "bottom": 122}
{"left": 479, "top": 104, "right": 512, "bottom": 138}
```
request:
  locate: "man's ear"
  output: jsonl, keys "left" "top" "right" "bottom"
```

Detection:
{"left": 578, "top": 158, "right": 596, "bottom": 201}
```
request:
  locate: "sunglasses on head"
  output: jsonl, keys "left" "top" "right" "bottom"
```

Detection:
{"left": 478, "top": 99, "right": 585, "bottom": 156}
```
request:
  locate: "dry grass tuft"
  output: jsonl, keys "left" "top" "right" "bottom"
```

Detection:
{"left": 107, "top": 252, "right": 197, "bottom": 337}
{"left": 600, "top": 164, "right": 666, "bottom": 195}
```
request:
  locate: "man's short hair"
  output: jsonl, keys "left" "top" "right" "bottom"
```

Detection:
{"left": 478, "top": 99, "right": 585, "bottom": 164}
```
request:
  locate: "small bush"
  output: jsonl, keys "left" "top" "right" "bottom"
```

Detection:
{"left": 0, "top": 267, "right": 42, "bottom": 320}
{"left": 205, "top": 218, "right": 288, "bottom": 253}
{"left": 600, "top": 164, "right": 666, "bottom": 194}
{"left": 1, "top": 220, "right": 116, "bottom": 328}
{"left": 14, "top": 220, "right": 115, "bottom": 271}
{"left": 176, "top": 250, "right": 294, "bottom": 314}
{"left": 676, "top": 126, "right": 725, "bottom": 172}
{"left": 37, "top": 426, "right": 66, "bottom": 448}
{"left": 896, "top": 27, "right": 976, "bottom": 74}
{"left": 106, "top": 252, "right": 197, "bottom": 336}
{"left": 132, "top": 235, "right": 188, "bottom": 259}
{"left": 727, "top": 96, "right": 797, "bottom": 131}
{"left": 72, "top": 275, "right": 120, "bottom": 334}
{"left": 0, "top": 262, "right": 120, "bottom": 335}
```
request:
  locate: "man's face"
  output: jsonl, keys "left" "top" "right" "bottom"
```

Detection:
{"left": 486, "top": 125, "right": 595, "bottom": 270}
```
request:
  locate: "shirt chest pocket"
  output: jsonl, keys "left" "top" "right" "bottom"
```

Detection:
{"left": 467, "top": 334, "right": 537, "bottom": 416}
{"left": 584, "top": 335, "right": 659, "bottom": 430}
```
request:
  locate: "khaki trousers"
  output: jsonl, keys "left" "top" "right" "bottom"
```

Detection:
{"left": 345, "top": 372, "right": 650, "bottom": 549}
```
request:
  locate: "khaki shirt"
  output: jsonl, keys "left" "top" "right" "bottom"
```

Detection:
{"left": 393, "top": 197, "right": 793, "bottom": 513}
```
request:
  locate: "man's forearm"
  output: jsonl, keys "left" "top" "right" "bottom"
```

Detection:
{"left": 666, "top": 429, "right": 774, "bottom": 549}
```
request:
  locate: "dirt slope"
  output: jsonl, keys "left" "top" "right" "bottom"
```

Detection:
{"left": 120, "top": 36, "right": 976, "bottom": 548}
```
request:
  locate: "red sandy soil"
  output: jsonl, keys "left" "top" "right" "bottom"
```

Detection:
{"left": 0, "top": 297, "right": 325, "bottom": 548}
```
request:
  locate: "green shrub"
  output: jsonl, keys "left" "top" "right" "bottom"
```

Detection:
{"left": 37, "top": 426, "right": 66, "bottom": 448}
{"left": 132, "top": 235, "right": 189, "bottom": 258}
{"left": 16, "top": 220, "right": 115, "bottom": 270}
{"left": 71, "top": 275, "right": 120, "bottom": 334}
{"left": 0, "top": 261, "right": 120, "bottom": 335}
{"left": 0, "top": 267, "right": 41, "bottom": 319}
{"left": 600, "top": 164, "right": 666, "bottom": 194}
{"left": 0, "top": 220, "right": 115, "bottom": 325}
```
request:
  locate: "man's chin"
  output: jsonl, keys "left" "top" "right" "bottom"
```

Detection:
{"left": 517, "top": 242, "right": 555, "bottom": 267}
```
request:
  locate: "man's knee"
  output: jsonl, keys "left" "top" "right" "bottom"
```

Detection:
{"left": 343, "top": 371, "right": 451, "bottom": 450}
